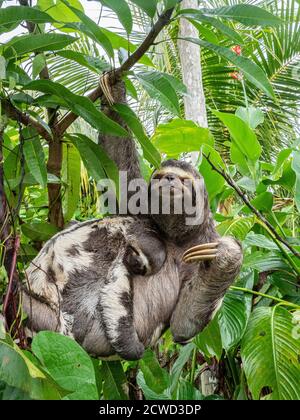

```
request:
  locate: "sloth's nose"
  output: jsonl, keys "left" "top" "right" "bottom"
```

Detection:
{"left": 164, "top": 173, "right": 176, "bottom": 182}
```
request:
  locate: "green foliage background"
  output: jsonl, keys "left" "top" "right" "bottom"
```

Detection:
{"left": 0, "top": 0, "right": 300, "bottom": 400}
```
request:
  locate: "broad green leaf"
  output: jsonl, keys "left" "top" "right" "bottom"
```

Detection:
{"left": 0, "top": 382, "right": 31, "bottom": 400}
{"left": 60, "top": 0, "right": 113, "bottom": 58}
{"left": 139, "top": 349, "right": 170, "bottom": 395}
{"left": 136, "top": 72, "right": 180, "bottom": 116}
{"left": 271, "top": 149, "right": 292, "bottom": 181}
{"left": 101, "top": 28, "right": 154, "bottom": 67}
{"left": 175, "top": 380, "right": 203, "bottom": 400}
{"left": 244, "top": 232, "right": 279, "bottom": 252}
{"left": 32, "top": 331, "right": 99, "bottom": 400}
{"left": 235, "top": 106, "right": 264, "bottom": 129}
{"left": 0, "top": 6, "right": 55, "bottom": 27}
{"left": 213, "top": 111, "right": 262, "bottom": 161}
{"left": 136, "top": 371, "right": 170, "bottom": 400}
{"left": 189, "top": 15, "right": 244, "bottom": 45}
{"left": 21, "top": 222, "right": 59, "bottom": 241}
{"left": 114, "top": 103, "right": 161, "bottom": 168}
{"left": 194, "top": 314, "right": 222, "bottom": 360}
{"left": 249, "top": 192, "right": 273, "bottom": 213}
{"left": 4, "top": 33, "right": 77, "bottom": 59}
{"left": 181, "top": 38, "right": 275, "bottom": 99}
{"left": 243, "top": 251, "right": 289, "bottom": 272}
{"left": 124, "top": 76, "right": 138, "bottom": 99}
{"left": 38, "top": 0, "right": 83, "bottom": 23}
{"left": 3, "top": 144, "right": 20, "bottom": 189}
{"left": 23, "top": 128, "right": 47, "bottom": 188}
{"left": 32, "top": 54, "right": 46, "bottom": 80}
{"left": 199, "top": 145, "right": 225, "bottom": 201}
{"left": 130, "top": 0, "right": 157, "bottom": 18}
{"left": 98, "top": 0, "right": 132, "bottom": 34}
{"left": 152, "top": 119, "right": 214, "bottom": 158}
{"left": 162, "top": 73, "right": 187, "bottom": 95}
{"left": 170, "top": 343, "right": 195, "bottom": 392}
{"left": 0, "top": 342, "right": 62, "bottom": 400}
{"left": 218, "top": 272, "right": 254, "bottom": 351}
{"left": 291, "top": 151, "right": 300, "bottom": 213}
{"left": 101, "top": 361, "right": 128, "bottom": 400}
{"left": 241, "top": 306, "right": 300, "bottom": 400}
{"left": 217, "top": 216, "right": 255, "bottom": 240}
{"left": 25, "top": 80, "right": 128, "bottom": 136}
{"left": 56, "top": 50, "right": 110, "bottom": 74}
{"left": 204, "top": 4, "right": 282, "bottom": 27}
{"left": 69, "top": 133, "right": 119, "bottom": 197}
{"left": 6, "top": 62, "right": 31, "bottom": 86}
{"left": 189, "top": 19, "right": 219, "bottom": 44}
{"left": 62, "top": 142, "right": 81, "bottom": 222}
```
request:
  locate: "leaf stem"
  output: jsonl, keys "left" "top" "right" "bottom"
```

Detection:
{"left": 230, "top": 286, "right": 300, "bottom": 309}
{"left": 189, "top": 347, "right": 197, "bottom": 384}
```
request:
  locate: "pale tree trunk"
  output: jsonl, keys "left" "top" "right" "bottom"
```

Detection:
{"left": 178, "top": 0, "right": 208, "bottom": 165}
{"left": 178, "top": 0, "right": 217, "bottom": 396}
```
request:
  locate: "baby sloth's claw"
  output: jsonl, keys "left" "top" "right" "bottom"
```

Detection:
{"left": 183, "top": 242, "right": 219, "bottom": 263}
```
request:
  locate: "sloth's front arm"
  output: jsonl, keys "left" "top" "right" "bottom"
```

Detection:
{"left": 170, "top": 237, "right": 243, "bottom": 343}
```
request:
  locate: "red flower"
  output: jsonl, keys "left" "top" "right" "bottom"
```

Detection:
{"left": 231, "top": 45, "right": 242, "bottom": 55}
{"left": 230, "top": 72, "right": 240, "bottom": 80}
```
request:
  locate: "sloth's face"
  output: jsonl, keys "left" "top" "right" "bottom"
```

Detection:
{"left": 149, "top": 162, "right": 207, "bottom": 239}
{"left": 149, "top": 166, "right": 199, "bottom": 215}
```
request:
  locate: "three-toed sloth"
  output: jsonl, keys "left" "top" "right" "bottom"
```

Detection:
{"left": 22, "top": 159, "right": 243, "bottom": 360}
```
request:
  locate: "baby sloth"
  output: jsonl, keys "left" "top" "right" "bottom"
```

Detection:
{"left": 22, "top": 160, "right": 243, "bottom": 360}
{"left": 22, "top": 217, "right": 166, "bottom": 360}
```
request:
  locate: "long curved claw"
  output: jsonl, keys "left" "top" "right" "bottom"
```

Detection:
{"left": 183, "top": 242, "right": 219, "bottom": 264}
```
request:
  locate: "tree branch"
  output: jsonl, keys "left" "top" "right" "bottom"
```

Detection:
{"left": 117, "top": 7, "right": 175, "bottom": 74}
{"left": 2, "top": 99, "right": 52, "bottom": 142}
{"left": 204, "top": 153, "right": 300, "bottom": 260}
{"left": 56, "top": 7, "right": 176, "bottom": 135}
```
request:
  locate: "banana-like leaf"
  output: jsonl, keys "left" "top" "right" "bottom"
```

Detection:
{"left": 241, "top": 306, "right": 300, "bottom": 400}
{"left": 194, "top": 314, "right": 223, "bottom": 360}
{"left": 218, "top": 272, "right": 254, "bottom": 351}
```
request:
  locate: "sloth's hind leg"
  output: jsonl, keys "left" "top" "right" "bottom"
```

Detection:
{"left": 100, "top": 264, "right": 144, "bottom": 360}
